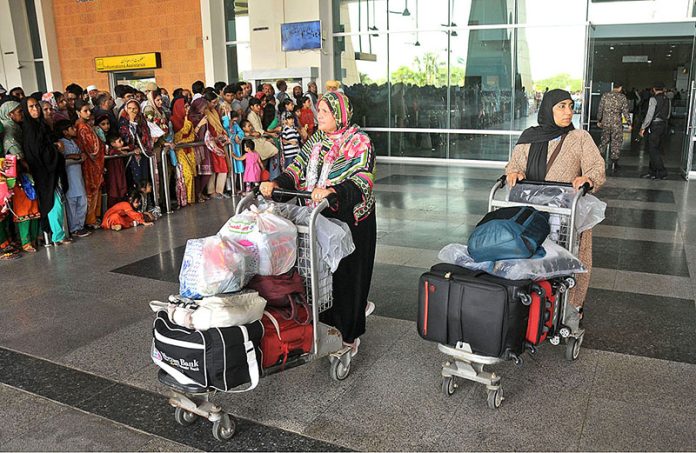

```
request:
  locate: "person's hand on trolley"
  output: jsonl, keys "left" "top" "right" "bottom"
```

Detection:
{"left": 506, "top": 172, "right": 525, "bottom": 187}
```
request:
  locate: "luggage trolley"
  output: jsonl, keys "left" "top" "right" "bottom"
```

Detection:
{"left": 439, "top": 177, "right": 590, "bottom": 409}
{"left": 156, "top": 188, "right": 354, "bottom": 440}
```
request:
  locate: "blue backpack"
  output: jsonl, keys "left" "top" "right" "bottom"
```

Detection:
{"left": 468, "top": 206, "right": 550, "bottom": 263}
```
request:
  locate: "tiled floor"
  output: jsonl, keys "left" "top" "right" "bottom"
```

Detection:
{"left": 2, "top": 132, "right": 696, "bottom": 451}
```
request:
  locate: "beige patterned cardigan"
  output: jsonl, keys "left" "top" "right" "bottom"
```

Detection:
{"left": 506, "top": 129, "right": 606, "bottom": 308}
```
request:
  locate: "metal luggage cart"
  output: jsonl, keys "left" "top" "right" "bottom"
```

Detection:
{"left": 439, "top": 177, "right": 590, "bottom": 409}
{"left": 157, "top": 188, "right": 353, "bottom": 440}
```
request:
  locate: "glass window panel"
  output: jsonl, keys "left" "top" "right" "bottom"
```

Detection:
{"left": 449, "top": 28, "right": 515, "bottom": 130}
{"left": 335, "top": 34, "right": 389, "bottom": 127}
{"left": 334, "top": 0, "right": 389, "bottom": 34}
{"left": 515, "top": 25, "right": 586, "bottom": 131}
{"left": 388, "top": 0, "right": 450, "bottom": 32}
{"left": 388, "top": 131, "right": 448, "bottom": 158}
{"left": 452, "top": 0, "right": 515, "bottom": 26}
{"left": 224, "top": 0, "right": 249, "bottom": 42}
{"left": 226, "top": 45, "right": 239, "bottom": 82}
{"left": 366, "top": 130, "right": 389, "bottom": 156}
{"left": 517, "top": 0, "right": 586, "bottom": 25}
{"left": 389, "top": 31, "right": 449, "bottom": 128}
{"left": 34, "top": 61, "right": 46, "bottom": 93}
{"left": 448, "top": 132, "right": 516, "bottom": 161}
{"left": 590, "top": 0, "right": 691, "bottom": 23}
{"left": 24, "top": 0, "right": 42, "bottom": 59}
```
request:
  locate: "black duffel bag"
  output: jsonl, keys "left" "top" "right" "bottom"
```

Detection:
{"left": 152, "top": 311, "right": 263, "bottom": 392}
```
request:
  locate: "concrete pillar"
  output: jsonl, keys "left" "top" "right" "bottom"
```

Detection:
{"left": 0, "top": 0, "right": 38, "bottom": 92}
{"left": 34, "top": 0, "right": 62, "bottom": 91}
{"left": 201, "top": 0, "right": 228, "bottom": 85}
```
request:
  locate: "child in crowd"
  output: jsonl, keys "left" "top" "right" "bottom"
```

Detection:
{"left": 229, "top": 114, "right": 246, "bottom": 194}
{"left": 137, "top": 181, "right": 160, "bottom": 221}
{"left": 101, "top": 118, "right": 129, "bottom": 208}
{"left": 55, "top": 120, "right": 91, "bottom": 238}
{"left": 124, "top": 137, "right": 150, "bottom": 191}
{"left": 233, "top": 139, "right": 262, "bottom": 193}
{"left": 101, "top": 189, "right": 153, "bottom": 231}
{"left": 298, "top": 96, "right": 316, "bottom": 137}
{"left": 280, "top": 112, "right": 301, "bottom": 169}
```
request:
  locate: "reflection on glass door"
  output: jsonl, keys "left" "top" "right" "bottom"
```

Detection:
{"left": 109, "top": 70, "right": 156, "bottom": 93}
{"left": 681, "top": 23, "right": 696, "bottom": 178}
{"left": 582, "top": 23, "right": 596, "bottom": 132}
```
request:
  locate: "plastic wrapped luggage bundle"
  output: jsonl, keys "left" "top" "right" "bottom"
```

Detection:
{"left": 179, "top": 236, "right": 259, "bottom": 299}
{"left": 218, "top": 204, "right": 297, "bottom": 276}
{"left": 438, "top": 239, "right": 586, "bottom": 281}
{"left": 507, "top": 183, "right": 606, "bottom": 234}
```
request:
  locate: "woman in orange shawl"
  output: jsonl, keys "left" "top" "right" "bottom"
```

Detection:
{"left": 74, "top": 99, "right": 105, "bottom": 228}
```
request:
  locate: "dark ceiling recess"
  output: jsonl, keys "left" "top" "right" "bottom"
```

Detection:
{"left": 594, "top": 37, "right": 693, "bottom": 71}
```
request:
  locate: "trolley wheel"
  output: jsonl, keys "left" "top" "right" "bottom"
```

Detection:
{"left": 212, "top": 414, "right": 236, "bottom": 441}
{"left": 441, "top": 376, "right": 456, "bottom": 396}
{"left": 565, "top": 337, "right": 581, "bottom": 361}
{"left": 487, "top": 388, "right": 504, "bottom": 410}
{"left": 173, "top": 407, "right": 197, "bottom": 426}
{"left": 330, "top": 358, "right": 351, "bottom": 381}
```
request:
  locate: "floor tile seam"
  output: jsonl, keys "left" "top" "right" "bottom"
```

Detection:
{"left": 1, "top": 347, "right": 349, "bottom": 452}
{"left": 577, "top": 357, "right": 601, "bottom": 446}
{"left": 0, "top": 381, "right": 181, "bottom": 451}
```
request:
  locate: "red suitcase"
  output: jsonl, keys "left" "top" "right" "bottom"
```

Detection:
{"left": 525, "top": 280, "right": 556, "bottom": 345}
{"left": 261, "top": 308, "right": 313, "bottom": 369}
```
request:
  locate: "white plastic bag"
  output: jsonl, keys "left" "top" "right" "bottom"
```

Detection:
{"left": 179, "top": 236, "right": 258, "bottom": 298}
{"left": 270, "top": 201, "right": 355, "bottom": 272}
{"left": 438, "top": 239, "right": 587, "bottom": 281}
{"left": 508, "top": 183, "right": 606, "bottom": 233}
{"left": 218, "top": 204, "right": 297, "bottom": 275}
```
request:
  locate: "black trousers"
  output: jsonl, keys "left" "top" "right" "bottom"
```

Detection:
{"left": 320, "top": 210, "right": 377, "bottom": 343}
{"left": 647, "top": 121, "right": 666, "bottom": 177}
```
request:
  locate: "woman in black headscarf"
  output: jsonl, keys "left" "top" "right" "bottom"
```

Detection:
{"left": 21, "top": 96, "right": 71, "bottom": 245}
{"left": 505, "top": 88, "right": 605, "bottom": 330}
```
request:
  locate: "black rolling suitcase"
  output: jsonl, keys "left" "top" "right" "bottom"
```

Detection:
{"left": 417, "top": 263, "right": 532, "bottom": 358}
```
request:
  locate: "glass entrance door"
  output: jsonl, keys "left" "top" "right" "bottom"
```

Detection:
{"left": 680, "top": 23, "right": 696, "bottom": 179}
{"left": 582, "top": 23, "right": 596, "bottom": 133}
{"left": 108, "top": 70, "right": 156, "bottom": 94}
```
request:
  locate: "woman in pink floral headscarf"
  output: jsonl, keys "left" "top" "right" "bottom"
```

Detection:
{"left": 260, "top": 91, "right": 376, "bottom": 356}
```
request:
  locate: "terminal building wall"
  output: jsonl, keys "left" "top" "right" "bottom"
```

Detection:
{"left": 51, "top": 0, "right": 205, "bottom": 90}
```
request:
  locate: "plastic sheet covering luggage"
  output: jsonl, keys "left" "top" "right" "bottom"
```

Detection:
{"left": 218, "top": 204, "right": 297, "bottom": 276}
{"left": 438, "top": 239, "right": 586, "bottom": 281}
{"left": 268, "top": 200, "right": 356, "bottom": 272}
{"left": 179, "top": 236, "right": 259, "bottom": 299}
{"left": 507, "top": 183, "right": 606, "bottom": 234}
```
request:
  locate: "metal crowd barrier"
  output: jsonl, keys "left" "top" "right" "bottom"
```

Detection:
{"left": 160, "top": 141, "right": 206, "bottom": 214}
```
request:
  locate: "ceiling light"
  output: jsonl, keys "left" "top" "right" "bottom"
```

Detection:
{"left": 610, "top": 46, "right": 615, "bottom": 50}
{"left": 647, "top": 60, "right": 652, "bottom": 63}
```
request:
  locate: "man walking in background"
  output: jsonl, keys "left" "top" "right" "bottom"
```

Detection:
{"left": 597, "top": 81, "right": 631, "bottom": 173}
{"left": 640, "top": 82, "right": 670, "bottom": 180}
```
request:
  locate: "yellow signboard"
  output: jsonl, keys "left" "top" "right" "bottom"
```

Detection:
{"left": 95, "top": 52, "right": 161, "bottom": 72}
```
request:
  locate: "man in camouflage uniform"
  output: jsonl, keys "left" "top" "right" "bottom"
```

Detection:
{"left": 597, "top": 81, "right": 631, "bottom": 173}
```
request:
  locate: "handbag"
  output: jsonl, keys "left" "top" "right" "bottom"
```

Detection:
{"left": 19, "top": 173, "right": 37, "bottom": 201}
{"left": 467, "top": 206, "right": 550, "bottom": 263}
{"left": 246, "top": 271, "right": 311, "bottom": 325}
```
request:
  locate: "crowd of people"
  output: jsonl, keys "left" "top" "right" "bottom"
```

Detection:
{"left": 0, "top": 78, "right": 334, "bottom": 260}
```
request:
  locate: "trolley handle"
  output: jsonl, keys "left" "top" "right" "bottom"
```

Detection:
{"left": 501, "top": 176, "right": 592, "bottom": 196}
{"left": 256, "top": 187, "right": 339, "bottom": 210}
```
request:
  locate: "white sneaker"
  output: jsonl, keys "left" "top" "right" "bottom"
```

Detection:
{"left": 365, "top": 301, "right": 375, "bottom": 317}
{"left": 344, "top": 338, "right": 361, "bottom": 357}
